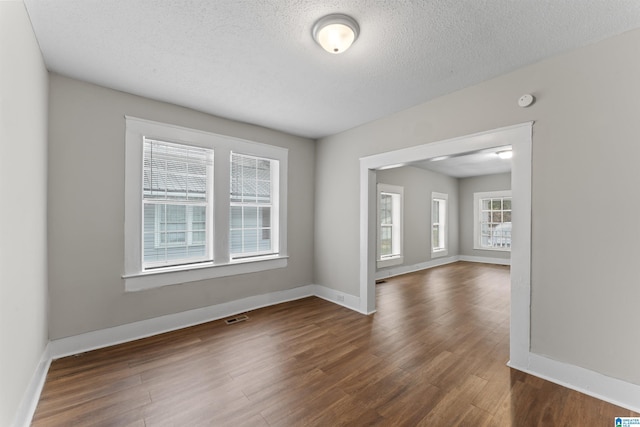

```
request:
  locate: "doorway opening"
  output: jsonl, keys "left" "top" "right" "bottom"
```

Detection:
{"left": 359, "top": 122, "right": 532, "bottom": 367}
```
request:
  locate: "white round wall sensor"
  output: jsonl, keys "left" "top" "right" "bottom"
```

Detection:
{"left": 518, "top": 94, "right": 535, "bottom": 107}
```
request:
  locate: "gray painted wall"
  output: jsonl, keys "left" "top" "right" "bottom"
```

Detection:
{"left": 315, "top": 29, "right": 640, "bottom": 385}
{"left": 376, "top": 166, "right": 459, "bottom": 270}
{"left": 47, "top": 74, "right": 315, "bottom": 339}
{"left": 0, "top": 3, "right": 49, "bottom": 426}
{"left": 459, "top": 173, "right": 511, "bottom": 260}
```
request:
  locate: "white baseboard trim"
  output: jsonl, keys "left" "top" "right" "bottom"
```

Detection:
{"left": 375, "top": 256, "right": 459, "bottom": 280}
{"left": 11, "top": 343, "right": 51, "bottom": 427}
{"left": 458, "top": 255, "right": 511, "bottom": 266}
{"left": 313, "top": 284, "right": 362, "bottom": 313}
{"left": 21, "top": 281, "right": 640, "bottom": 425}
{"left": 49, "top": 285, "right": 318, "bottom": 359}
{"left": 508, "top": 353, "right": 640, "bottom": 414}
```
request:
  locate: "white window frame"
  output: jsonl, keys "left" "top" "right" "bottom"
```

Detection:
{"left": 229, "top": 152, "right": 280, "bottom": 260}
{"left": 473, "top": 190, "right": 512, "bottom": 252}
{"left": 124, "top": 116, "right": 288, "bottom": 291}
{"left": 377, "top": 183, "right": 403, "bottom": 268}
{"left": 431, "top": 192, "right": 448, "bottom": 258}
{"left": 143, "top": 139, "right": 214, "bottom": 269}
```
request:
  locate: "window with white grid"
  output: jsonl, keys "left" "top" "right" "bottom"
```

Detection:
{"left": 230, "top": 153, "right": 279, "bottom": 259}
{"left": 474, "top": 190, "right": 512, "bottom": 251}
{"left": 142, "top": 138, "right": 213, "bottom": 269}
{"left": 377, "top": 183, "right": 403, "bottom": 268}
{"left": 431, "top": 192, "right": 448, "bottom": 257}
{"left": 124, "top": 117, "right": 288, "bottom": 291}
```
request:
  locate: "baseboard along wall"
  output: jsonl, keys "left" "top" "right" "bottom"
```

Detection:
{"left": 14, "top": 258, "right": 640, "bottom": 426}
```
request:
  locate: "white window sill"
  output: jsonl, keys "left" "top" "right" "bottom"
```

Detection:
{"left": 123, "top": 255, "right": 288, "bottom": 292}
{"left": 431, "top": 249, "right": 448, "bottom": 258}
{"left": 473, "top": 246, "right": 511, "bottom": 253}
{"left": 377, "top": 255, "right": 403, "bottom": 269}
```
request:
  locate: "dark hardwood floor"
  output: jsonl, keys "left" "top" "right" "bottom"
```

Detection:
{"left": 32, "top": 262, "right": 638, "bottom": 426}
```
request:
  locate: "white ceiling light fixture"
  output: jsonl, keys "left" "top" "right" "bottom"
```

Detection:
{"left": 497, "top": 150, "right": 513, "bottom": 159}
{"left": 312, "top": 14, "right": 360, "bottom": 54}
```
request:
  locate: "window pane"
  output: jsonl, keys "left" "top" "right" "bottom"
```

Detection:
{"left": 230, "top": 206, "right": 242, "bottom": 228}
{"left": 242, "top": 157, "right": 257, "bottom": 202}
{"left": 432, "top": 200, "right": 439, "bottom": 222}
{"left": 432, "top": 226, "right": 440, "bottom": 248}
{"left": 230, "top": 159, "right": 242, "bottom": 203}
{"left": 244, "top": 206, "right": 258, "bottom": 228}
{"left": 257, "top": 181, "right": 271, "bottom": 204}
{"left": 259, "top": 207, "right": 271, "bottom": 228}
{"left": 143, "top": 139, "right": 211, "bottom": 202}
{"left": 230, "top": 153, "right": 276, "bottom": 258}
{"left": 380, "top": 194, "right": 392, "bottom": 224}
{"left": 477, "top": 193, "right": 511, "bottom": 250}
{"left": 142, "top": 140, "right": 215, "bottom": 266}
{"left": 257, "top": 159, "right": 271, "bottom": 181}
{"left": 192, "top": 231, "right": 205, "bottom": 244}
{"left": 230, "top": 230, "right": 242, "bottom": 253}
{"left": 380, "top": 226, "right": 392, "bottom": 256}
{"left": 243, "top": 229, "right": 258, "bottom": 253}
{"left": 192, "top": 206, "right": 206, "bottom": 224}
{"left": 187, "top": 175, "right": 207, "bottom": 199}
{"left": 259, "top": 230, "right": 272, "bottom": 251}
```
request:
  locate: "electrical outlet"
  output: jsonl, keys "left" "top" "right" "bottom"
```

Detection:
{"left": 336, "top": 294, "right": 345, "bottom": 302}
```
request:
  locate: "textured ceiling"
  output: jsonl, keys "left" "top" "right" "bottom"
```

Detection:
{"left": 23, "top": 0, "right": 640, "bottom": 139}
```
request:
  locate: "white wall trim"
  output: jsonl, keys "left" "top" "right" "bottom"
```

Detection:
{"left": 49, "top": 285, "right": 316, "bottom": 359}
{"left": 458, "top": 255, "right": 511, "bottom": 266}
{"left": 509, "top": 353, "right": 640, "bottom": 414}
{"left": 375, "top": 256, "right": 459, "bottom": 280}
{"left": 11, "top": 343, "right": 51, "bottom": 427}
{"left": 313, "top": 284, "right": 362, "bottom": 313}
{"left": 16, "top": 272, "right": 640, "bottom": 424}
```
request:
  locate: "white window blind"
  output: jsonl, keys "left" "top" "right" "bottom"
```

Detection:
{"left": 230, "top": 152, "right": 278, "bottom": 259}
{"left": 142, "top": 138, "right": 213, "bottom": 268}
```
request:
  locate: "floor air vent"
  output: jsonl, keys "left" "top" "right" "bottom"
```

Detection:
{"left": 225, "top": 314, "right": 249, "bottom": 325}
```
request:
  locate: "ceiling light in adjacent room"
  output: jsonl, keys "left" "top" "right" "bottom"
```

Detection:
{"left": 312, "top": 14, "right": 359, "bottom": 54}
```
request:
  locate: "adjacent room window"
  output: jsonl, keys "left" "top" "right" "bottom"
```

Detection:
{"left": 230, "top": 153, "right": 279, "bottom": 259}
{"left": 377, "top": 183, "right": 403, "bottom": 268}
{"left": 474, "top": 190, "right": 512, "bottom": 251}
{"left": 431, "top": 192, "right": 448, "bottom": 257}
{"left": 124, "top": 116, "right": 288, "bottom": 291}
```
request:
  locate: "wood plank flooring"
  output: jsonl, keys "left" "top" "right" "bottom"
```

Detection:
{"left": 32, "top": 262, "right": 639, "bottom": 426}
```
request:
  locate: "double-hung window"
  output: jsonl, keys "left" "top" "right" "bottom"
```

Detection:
{"left": 431, "top": 192, "right": 448, "bottom": 257}
{"left": 377, "top": 183, "right": 403, "bottom": 268}
{"left": 230, "top": 153, "right": 279, "bottom": 259}
{"left": 143, "top": 139, "right": 213, "bottom": 269}
{"left": 473, "top": 190, "right": 512, "bottom": 251}
{"left": 124, "top": 117, "right": 288, "bottom": 291}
